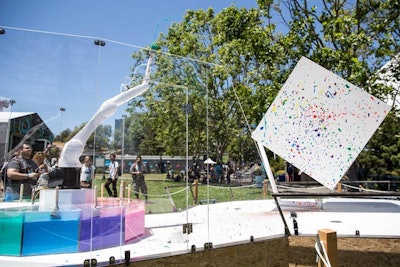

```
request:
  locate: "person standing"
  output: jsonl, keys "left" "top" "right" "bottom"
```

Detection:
{"left": 130, "top": 155, "right": 148, "bottom": 202}
{"left": 43, "top": 144, "right": 55, "bottom": 172}
{"left": 1, "top": 150, "right": 20, "bottom": 193}
{"left": 226, "top": 165, "right": 233, "bottom": 184}
{"left": 80, "top": 156, "right": 95, "bottom": 188}
{"left": 32, "top": 151, "right": 51, "bottom": 191}
{"left": 32, "top": 151, "right": 49, "bottom": 174}
{"left": 6, "top": 143, "right": 39, "bottom": 198}
{"left": 286, "top": 163, "right": 294, "bottom": 182}
{"left": 105, "top": 153, "right": 119, "bottom": 197}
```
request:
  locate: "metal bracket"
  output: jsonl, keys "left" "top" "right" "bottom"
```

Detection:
{"left": 204, "top": 242, "right": 213, "bottom": 250}
{"left": 124, "top": 250, "right": 130, "bottom": 266}
{"left": 83, "top": 259, "right": 97, "bottom": 266}
{"left": 183, "top": 223, "right": 193, "bottom": 234}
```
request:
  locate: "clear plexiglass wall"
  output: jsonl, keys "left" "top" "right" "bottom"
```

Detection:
{"left": 0, "top": 28, "right": 283, "bottom": 266}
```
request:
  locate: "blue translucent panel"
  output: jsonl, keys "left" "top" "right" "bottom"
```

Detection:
{"left": 0, "top": 210, "right": 24, "bottom": 256}
{"left": 21, "top": 210, "right": 81, "bottom": 256}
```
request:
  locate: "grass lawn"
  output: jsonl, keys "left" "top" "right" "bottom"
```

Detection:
{"left": 92, "top": 173, "right": 270, "bottom": 213}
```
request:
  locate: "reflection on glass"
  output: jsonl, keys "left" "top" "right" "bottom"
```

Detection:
{"left": 0, "top": 27, "right": 275, "bottom": 266}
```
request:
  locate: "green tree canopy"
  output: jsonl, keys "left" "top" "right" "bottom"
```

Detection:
{"left": 122, "top": 0, "right": 399, "bottom": 174}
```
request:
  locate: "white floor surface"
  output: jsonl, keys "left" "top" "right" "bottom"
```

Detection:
{"left": 0, "top": 197, "right": 399, "bottom": 266}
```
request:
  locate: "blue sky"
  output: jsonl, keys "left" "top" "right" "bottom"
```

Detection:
{"left": 0, "top": 0, "right": 259, "bottom": 136}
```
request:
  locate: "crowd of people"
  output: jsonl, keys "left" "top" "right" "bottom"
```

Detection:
{"left": 82, "top": 153, "right": 149, "bottom": 202}
{"left": 0, "top": 143, "right": 150, "bottom": 202}
{"left": 1, "top": 143, "right": 59, "bottom": 200}
{"left": 0, "top": 142, "right": 153, "bottom": 202}
{"left": 166, "top": 162, "right": 236, "bottom": 185}
{"left": 1, "top": 143, "right": 248, "bottom": 203}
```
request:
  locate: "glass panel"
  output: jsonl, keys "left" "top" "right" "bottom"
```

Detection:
{"left": 0, "top": 28, "right": 191, "bottom": 265}
{"left": 0, "top": 27, "right": 281, "bottom": 266}
{"left": 0, "top": 208, "right": 25, "bottom": 256}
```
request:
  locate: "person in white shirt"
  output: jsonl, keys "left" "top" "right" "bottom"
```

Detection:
{"left": 80, "top": 156, "right": 95, "bottom": 188}
{"left": 105, "top": 153, "right": 119, "bottom": 197}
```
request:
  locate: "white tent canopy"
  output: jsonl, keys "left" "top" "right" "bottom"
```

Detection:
{"left": 204, "top": 157, "right": 216, "bottom": 164}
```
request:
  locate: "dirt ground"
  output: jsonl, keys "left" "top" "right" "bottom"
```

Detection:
{"left": 288, "top": 236, "right": 400, "bottom": 267}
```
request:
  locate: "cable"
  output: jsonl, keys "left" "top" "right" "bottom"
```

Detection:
{"left": 0, "top": 25, "right": 222, "bottom": 67}
{"left": 342, "top": 183, "right": 392, "bottom": 193}
{"left": 315, "top": 241, "right": 332, "bottom": 267}
{"left": 129, "top": 185, "right": 189, "bottom": 198}
{"left": 208, "top": 184, "right": 258, "bottom": 190}
{"left": 277, "top": 184, "right": 330, "bottom": 192}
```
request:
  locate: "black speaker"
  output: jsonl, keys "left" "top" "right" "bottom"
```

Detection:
{"left": 60, "top": 167, "right": 80, "bottom": 189}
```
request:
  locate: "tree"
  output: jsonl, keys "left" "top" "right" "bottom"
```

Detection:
{"left": 262, "top": 0, "right": 399, "bottom": 87}
{"left": 66, "top": 123, "right": 112, "bottom": 151}
{"left": 358, "top": 112, "right": 400, "bottom": 176}
{"left": 258, "top": 0, "right": 400, "bottom": 175}
{"left": 123, "top": 1, "right": 399, "bottom": 174}
{"left": 55, "top": 128, "right": 72, "bottom": 143}
{"left": 127, "top": 6, "right": 280, "bottom": 163}
{"left": 359, "top": 53, "right": 400, "bottom": 176}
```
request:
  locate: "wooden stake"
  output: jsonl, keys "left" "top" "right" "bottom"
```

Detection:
{"left": 127, "top": 184, "right": 131, "bottom": 203}
{"left": 318, "top": 229, "right": 337, "bottom": 267}
{"left": 192, "top": 179, "right": 199, "bottom": 204}
{"left": 337, "top": 182, "right": 342, "bottom": 192}
{"left": 263, "top": 179, "right": 269, "bottom": 199}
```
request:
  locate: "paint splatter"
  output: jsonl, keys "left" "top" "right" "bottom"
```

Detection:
{"left": 251, "top": 57, "right": 391, "bottom": 190}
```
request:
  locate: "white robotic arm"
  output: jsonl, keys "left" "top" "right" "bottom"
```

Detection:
{"left": 58, "top": 50, "right": 155, "bottom": 168}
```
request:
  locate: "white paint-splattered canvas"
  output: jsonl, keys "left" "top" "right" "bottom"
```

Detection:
{"left": 252, "top": 57, "right": 391, "bottom": 190}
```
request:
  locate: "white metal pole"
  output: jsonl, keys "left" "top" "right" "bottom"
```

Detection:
{"left": 3, "top": 100, "right": 15, "bottom": 161}
{"left": 256, "top": 141, "right": 279, "bottom": 194}
{"left": 121, "top": 115, "right": 126, "bottom": 177}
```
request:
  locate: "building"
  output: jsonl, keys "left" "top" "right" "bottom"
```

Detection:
{"left": 0, "top": 112, "right": 54, "bottom": 161}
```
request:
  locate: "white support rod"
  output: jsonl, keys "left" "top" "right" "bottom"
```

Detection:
{"left": 257, "top": 141, "right": 279, "bottom": 194}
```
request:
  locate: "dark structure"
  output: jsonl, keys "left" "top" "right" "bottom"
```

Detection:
{"left": 0, "top": 112, "right": 54, "bottom": 160}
